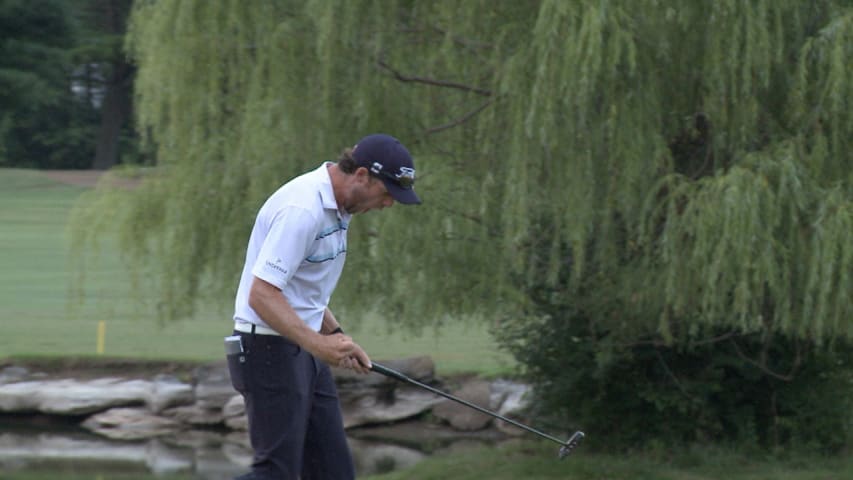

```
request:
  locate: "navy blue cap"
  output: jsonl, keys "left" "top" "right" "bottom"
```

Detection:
{"left": 352, "top": 134, "right": 421, "bottom": 205}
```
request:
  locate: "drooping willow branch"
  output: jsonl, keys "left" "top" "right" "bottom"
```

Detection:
{"left": 729, "top": 338, "right": 802, "bottom": 382}
{"left": 425, "top": 98, "right": 495, "bottom": 134}
{"left": 377, "top": 59, "right": 493, "bottom": 96}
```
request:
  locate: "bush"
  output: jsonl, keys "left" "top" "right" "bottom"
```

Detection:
{"left": 497, "top": 294, "right": 853, "bottom": 453}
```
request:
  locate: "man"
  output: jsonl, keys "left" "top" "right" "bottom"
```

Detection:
{"left": 227, "top": 134, "right": 421, "bottom": 479}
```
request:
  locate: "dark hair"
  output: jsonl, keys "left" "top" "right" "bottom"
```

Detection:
{"left": 337, "top": 148, "right": 358, "bottom": 174}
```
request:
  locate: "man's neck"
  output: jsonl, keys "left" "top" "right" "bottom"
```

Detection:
{"left": 326, "top": 163, "right": 349, "bottom": 213}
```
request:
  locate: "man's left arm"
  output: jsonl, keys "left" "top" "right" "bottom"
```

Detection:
{"left": 320, "top": 308, "right": 343, "bottom": 335}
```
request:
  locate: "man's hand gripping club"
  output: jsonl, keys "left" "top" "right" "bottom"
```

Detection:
{"left": 322, "top": 332, "right": 372, "bottom": 374}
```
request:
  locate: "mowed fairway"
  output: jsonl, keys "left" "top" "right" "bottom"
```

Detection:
{"left": 0, "top": 168, "right": 513, "bottom": 375}
{"left": 362, "top": 443, "right": 853, "bottom": 480}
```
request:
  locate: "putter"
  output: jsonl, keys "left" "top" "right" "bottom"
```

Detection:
{"left": 370, "top": 362, "right": 585, "bottom": 459}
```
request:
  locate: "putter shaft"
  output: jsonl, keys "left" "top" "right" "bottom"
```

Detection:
{"left": 370, "top": 362, "right": 583, "bottom": 456}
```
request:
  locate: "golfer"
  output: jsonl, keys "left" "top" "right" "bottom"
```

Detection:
{"left": 227, "top": 134, "right": 421, "bottom": 479}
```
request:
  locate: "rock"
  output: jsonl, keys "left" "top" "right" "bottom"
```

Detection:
{"left": 490, "top": 380, "right": 532, "bottom": 436}
{"left": 0, "top": 366, "right": 29, "bottom": 385}
{"left": 222, "top": 394, "right": 245, "bottom": 417}
{"left": 193, "top": 362, "right": 237, "bottom": 410}
{"left": 147, "top": 375, "right": 194, "bottom": 413}
{"left": 164, "top": 404, "right": 224, "bottom": 426}
{"left": 222, "top": 395, "right": 248, "bottom": 430}
{"left": 334, "top": 356, "right": 443, "bottom": 428}
{"left": 492, "top": 380, "right": 531, "bottom": 417}
{"left": 224, "top": 413, "right": 249, "bottom": 431}
{"left": 82, "top": 407, "right": 185, "bottom": 440}
{"left": 341, "top": 386, "right": 444, "bottom": 428}
{"left": 0, "top": 375, "right": 196, "bottom": 417}
{"left": 432, "top": 379, "right": 493, "bottom": 431}
{"left": 0, "top": 378, "right": 151, "bottom": 415}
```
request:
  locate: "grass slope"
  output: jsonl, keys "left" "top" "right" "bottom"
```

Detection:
{"left": 363, "top": 442, "right": 853, "bottom": 480}
{"left": 0, "top": 168, "right": 512, "bottom": 375}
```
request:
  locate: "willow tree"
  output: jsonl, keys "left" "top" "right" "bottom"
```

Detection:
{"left": 72, "top": 0, "right": 852, "bottom": 449}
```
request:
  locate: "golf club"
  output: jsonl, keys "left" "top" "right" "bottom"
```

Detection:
{"left": 370, "top": 362, "right": 584, "bottom": 459}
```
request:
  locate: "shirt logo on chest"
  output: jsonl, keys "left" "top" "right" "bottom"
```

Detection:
{"left": 306, "top": 220, "right": 347, "bottom": 264}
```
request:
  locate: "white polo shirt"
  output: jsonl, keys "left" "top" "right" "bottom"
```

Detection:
{"left": 233, "top": 163, "right": 351, "bottom": 333}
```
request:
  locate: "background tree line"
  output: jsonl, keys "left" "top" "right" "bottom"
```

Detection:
{"left": 0, "top": 0, "right": 136, "bottom": 169}
{"left": 68, "top": 0, "right": 852, "bottom": 452}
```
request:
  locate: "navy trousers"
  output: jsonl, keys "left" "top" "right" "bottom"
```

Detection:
{"left": 227, "top": 330, "right": 355, "bottom": 480}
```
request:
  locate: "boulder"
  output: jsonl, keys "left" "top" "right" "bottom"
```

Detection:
{"left": 490, "top": 380, "right": 532, "bottom": 436}
{"left": 82, "top": 407, "right": 185, "bottom": 440}
{"left": 222, "top": 394, "right": 245, "bottom": 418}
{"left": 335, "top": 356, "right": 442, "bottom": 428}
{"left": 164, "top": 404, "right": 224, "bottom": 426}
{"left": 341, "top": 386, "right": 444, "bottom": 428}
{"left": 192, "top": 362, "right": 236, "bottom": 410}
{"left": 147, "top": 375, "right": 194, "bottom": 413}
{"left": 222, "top": 395, "right": 248, "bottom": 431}
{"left": 0, "top": 366, "right": 30, "bottom": 385}
{"left": 0, "top": 378, "right": 151, "bottom": 415}
{"left": 432, "top": 379, "right": 493, "bottom": 431}
{"left": 224, "top": 413, "right": 249, "bottom": 431}
{"left": 0, "top": 375, "right": 195, "bottom": 416}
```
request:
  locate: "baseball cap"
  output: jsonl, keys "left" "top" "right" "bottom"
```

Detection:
{"left": 352, "top": 134, "right": 421, "bottom": 205}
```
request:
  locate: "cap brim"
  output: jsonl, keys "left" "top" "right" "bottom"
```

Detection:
{"left": 383, "top": 180, "right": 421, "bottom": 205}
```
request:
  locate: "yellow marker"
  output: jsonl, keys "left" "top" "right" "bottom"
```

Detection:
{"left": 97, "top": 320, "right": 106, "bottom": 355}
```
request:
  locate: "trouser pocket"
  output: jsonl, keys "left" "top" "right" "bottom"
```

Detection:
{"left": 227, "top": 351, "right": 248, "bottom": 393}
{"left": 226, "top": 333, "right": 249, "bottom": 395}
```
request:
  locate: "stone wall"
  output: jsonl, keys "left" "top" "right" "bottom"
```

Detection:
{"left": 0, "top": 357, "right": 532, "bottom": 441}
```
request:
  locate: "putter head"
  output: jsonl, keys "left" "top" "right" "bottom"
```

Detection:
{"left": 558, "top": 431, "right": 585, "bottom": 460}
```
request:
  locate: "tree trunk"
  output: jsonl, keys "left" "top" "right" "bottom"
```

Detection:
{"left": 91, "top": 0, "right": 134, "bottom": 171}
{"left": 92, "top": 61, "right": 133, "bottom": 170}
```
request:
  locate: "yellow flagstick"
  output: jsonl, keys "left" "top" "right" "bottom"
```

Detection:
{"left": 96, "top": 320, "right": 106, "bottom": 355}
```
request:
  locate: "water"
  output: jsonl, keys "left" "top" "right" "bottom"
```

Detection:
{"left": 0, "top": 417, "right": 502, "bottom": 479}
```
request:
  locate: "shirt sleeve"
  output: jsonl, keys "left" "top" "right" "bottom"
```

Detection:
{"left": 251, "top": 206, "right": 317, "bottom": 289}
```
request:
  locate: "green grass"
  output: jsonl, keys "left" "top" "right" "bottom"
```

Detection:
{"left": 0, "top": 168, "right": 513, "bottom": 375}
{"left": 362, "top": 441, "right": 853, "bottom": 480}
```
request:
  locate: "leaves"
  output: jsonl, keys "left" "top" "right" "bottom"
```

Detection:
{"left": 72, "top": 1, "right": 852, "bottom": 344}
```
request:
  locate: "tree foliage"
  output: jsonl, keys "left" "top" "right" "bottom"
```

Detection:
{"left": 72, "top": 0, "right": 852, "bottom": 449}
{"left": 0, "top": 0, "right": 138, "bottom": 168}
{"left": 0, "top": 0, "right": 93, "bottom": 168}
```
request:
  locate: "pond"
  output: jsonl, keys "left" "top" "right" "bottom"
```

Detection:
{"left": 0, "top": 415, "right": 504, "bottom": 479}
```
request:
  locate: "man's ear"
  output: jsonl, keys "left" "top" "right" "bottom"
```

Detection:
{"left": 354, "top": 166, "right": 373, "bottom": 183}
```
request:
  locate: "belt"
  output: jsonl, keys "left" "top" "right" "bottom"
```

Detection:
{"left": 234, "top": 322, "right": 281, "bottom": 336}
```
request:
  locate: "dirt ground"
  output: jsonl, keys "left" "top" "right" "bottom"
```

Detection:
{"left": 0, "top": 356, "right": 205, "bottom": 381}
{"left": 42, "top": 169, "right": 106, "bottom": 187}
{"left": 41, "top": 169, "right": 140, "bottom": 189}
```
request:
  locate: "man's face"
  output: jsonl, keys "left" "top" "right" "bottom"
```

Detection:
{"left": 346, "top": 172, "right": 394, "bottom": 214}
